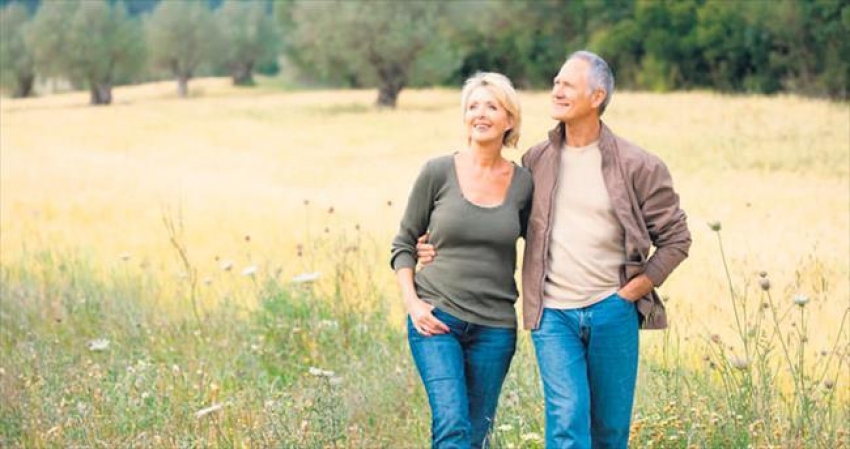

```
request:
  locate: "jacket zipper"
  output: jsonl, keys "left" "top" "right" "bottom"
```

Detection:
{"left": 535, "top": 141, "right": 561, "bottom": 329}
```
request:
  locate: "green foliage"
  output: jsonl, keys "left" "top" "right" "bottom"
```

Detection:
{"left": 0, "top": 2, "right": 35, "bottom": 97}
{"left": 215, "top": 0, "right": 279, "bottom": 86}
{"left": 288, "top": 0, "right": 458, "bottom": 107}
{"left": 24, "top": 0, "right": 143, "bottom": 104}
{"left": 144, "top": 0, "right": 220, "bottom": 97}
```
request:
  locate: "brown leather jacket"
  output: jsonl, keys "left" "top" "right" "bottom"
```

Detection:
{"left": 521, "top": 122, "right": 691, "bottom": 330}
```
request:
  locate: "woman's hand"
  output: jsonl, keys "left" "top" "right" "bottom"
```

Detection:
{"left": 406, "top": 297, "right": 449, "bottom": 337}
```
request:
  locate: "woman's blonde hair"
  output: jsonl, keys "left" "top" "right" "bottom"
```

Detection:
{"left": 460, "top": 72, "right": 522, "bottom": 148}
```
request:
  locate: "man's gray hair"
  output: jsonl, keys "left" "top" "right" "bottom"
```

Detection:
{"left": 567, "top": 50, "right": 615, "bottom": 116}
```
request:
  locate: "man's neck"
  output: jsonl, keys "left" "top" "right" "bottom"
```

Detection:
{"left": 563, "top": 116, "right": 601, "bottom": 147}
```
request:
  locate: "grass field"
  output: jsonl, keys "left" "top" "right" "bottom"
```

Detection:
{"left": 1, "top": 78, "right": 848, "bottom": 447}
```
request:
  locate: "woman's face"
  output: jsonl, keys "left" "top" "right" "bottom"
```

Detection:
{"left": 464, "top": 86, "right": 513, "bottom": 147}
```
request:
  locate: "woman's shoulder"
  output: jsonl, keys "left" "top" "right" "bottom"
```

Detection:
{"left": 414, "top": 153, "right": 456, "bottom": 185}
{"left": 423, "top": 153, "right": 455, "bottom": 170}
{"left": 513, "top": 163, "right": 533, "bottom": 187}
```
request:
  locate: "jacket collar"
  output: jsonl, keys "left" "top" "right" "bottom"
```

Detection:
{"left": 548, "top": 120, "right": 616, "bottom": 155}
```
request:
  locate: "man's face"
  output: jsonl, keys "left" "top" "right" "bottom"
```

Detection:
{"left": 550, "top": 58, "right": 604, "bottom": 124}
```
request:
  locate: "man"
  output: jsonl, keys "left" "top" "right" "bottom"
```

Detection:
{"left": 417, "top": 50, "right": 691, "bottom": 448}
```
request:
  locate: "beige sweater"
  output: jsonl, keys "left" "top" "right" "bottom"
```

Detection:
{"left": 543, "top": 141, "right": 625, "bottom": 309}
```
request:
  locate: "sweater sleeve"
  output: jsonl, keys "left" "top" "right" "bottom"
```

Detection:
{"left": 390, "top": 160, "right": 437, "bottom": 271}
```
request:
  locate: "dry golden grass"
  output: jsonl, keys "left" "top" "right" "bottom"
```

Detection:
{"left": 1, "top": 78, "right": 848, "bottom": 348}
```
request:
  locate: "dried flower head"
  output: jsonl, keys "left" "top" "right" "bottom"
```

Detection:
{"left": 729, "top": 355, "right": 751, "bottom": 370}
{"left": 758, "top": 277, "right": 770, "bottom": 291}
{"left": 707, "top": 221, "right": 722, "bottom": 232}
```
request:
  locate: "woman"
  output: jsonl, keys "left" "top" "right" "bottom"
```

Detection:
{"left": 390, "top": 72, "right": 532, "bottom": 449}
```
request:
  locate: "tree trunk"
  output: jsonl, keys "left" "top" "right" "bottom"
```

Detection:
{"left": 89, "top": 82, "right": 112, "bottom": 105}
{"left": 231, "top": 62, "right": 255, "bottom": 86}
{"left": 14, "top": 73, "right": 34, "bottom": 98}
{"left": 376, "top": 69, "right": 405, "bottom": 108}
{"left": 177, "top": 75, "right": 190, "bottom": 98}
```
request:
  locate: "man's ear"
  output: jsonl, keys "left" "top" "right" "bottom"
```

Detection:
{"left": 591, "top": 89, "right": 606, "bottom": 109}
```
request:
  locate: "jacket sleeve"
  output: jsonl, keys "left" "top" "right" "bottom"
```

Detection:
{"left": 390, "top": 160, "right": 437, "bottom": 271}
{"left": 635, "top": 158, "right": 691, "bottom": 286}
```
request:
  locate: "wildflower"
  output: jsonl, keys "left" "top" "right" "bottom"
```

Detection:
{"left": 319, "top": 320, "right": 339, "bottom": 329}
{"left": 292, "top": 271, "right": 321, "bottom": 284}
{"left": 793, "top": 294, "right": 810, "bottom": 307}
{"left": 758, "top": 277, "right": 770, "bottom": 291}
{"left": 497, "top": 424, "right": 513, "bottom": 432}
{"left": 710, "top": 334, "right": 722, "bottom": 344}
{"left": 88, "top": 338, "right": 110, "bottom": 352}
{"left": 823, "top": 379, "right": 835, "bottom": 390}
{"left": 194, "top": 403, "right": 223, "bottom": 419}
{"left": 221, "top": 261, "right": 233, "bottom": 271}
{"left": 242, "top": 266, "right": 257, "bottom": 276}
{"left": 707, "top": 221, "right": 721, "bottom": 232}
{"left": 729, "top": 355, "right": 751, "bottom": 370}
{"left": 308, "top": 367, "right": 334, "bottom": 377}
{"left": 521, "top": 432, "right": 542, "bottom": 442}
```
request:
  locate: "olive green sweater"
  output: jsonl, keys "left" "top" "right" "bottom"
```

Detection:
{"left": 391, "top": 155, "right": 533, "bottom": 328}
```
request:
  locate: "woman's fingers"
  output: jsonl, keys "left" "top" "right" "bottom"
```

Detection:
{"left": 425, "top": 316, "right": 449, "bottom": 333}
{"left": 416, "top": 315, "right": 448, "bottom": 335}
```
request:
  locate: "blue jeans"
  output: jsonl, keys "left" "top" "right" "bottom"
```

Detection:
{"left": 408, "top": 308, "right": 517, "bottom": 449}
{"left": 531, "top": 294, "right": 640, "bottom": 449}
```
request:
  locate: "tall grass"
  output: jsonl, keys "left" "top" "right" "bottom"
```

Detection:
{"left": 1, "top": 217, "right": 847, "bottom": 447}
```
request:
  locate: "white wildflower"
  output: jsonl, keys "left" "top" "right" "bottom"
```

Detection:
{"left": 521, "top": 432, "right": 542, "bottom": 442}
{"left": 308, "top": 366, "right": 334, "bottom": 377}
{"left": 242, "top": 266, "right": 257, "bottom": 276}
{"left": 793, "top": 294, "right": 810, "bottom": 307}
{"left": 220, "top": 261, "right": 233, "bottom": 271}
{"left": 194, "top": 403, "right": 223, "bottom": 419}
{"left": 88, "top": 338, "right": 110, "bottom": 352}
{"left": 729, "top": 355, "right": 751, "bottom": 370}
{"left": 497, "top": 424, "right": 513, "bottom": 432}
{"left": 320, "top": 320, "right": 339, "bottom": 329}
{"left": 292, "top": 271, "right": 321, "bottom": 284}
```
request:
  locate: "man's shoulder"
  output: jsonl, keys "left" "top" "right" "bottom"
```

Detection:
{"left": 608, "top": 131, "right": 667, "bottom": 172}
{"left": 522, "top": 139, "right": 555, "bottom": 168}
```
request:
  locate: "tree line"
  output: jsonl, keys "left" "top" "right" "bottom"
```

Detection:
{"left": 1, "top": 0, "right": 847, "bottom": 108}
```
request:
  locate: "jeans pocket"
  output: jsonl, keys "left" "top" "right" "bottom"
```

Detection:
{"left": 431, "top": 307, "right": 460, "bottom": 324}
